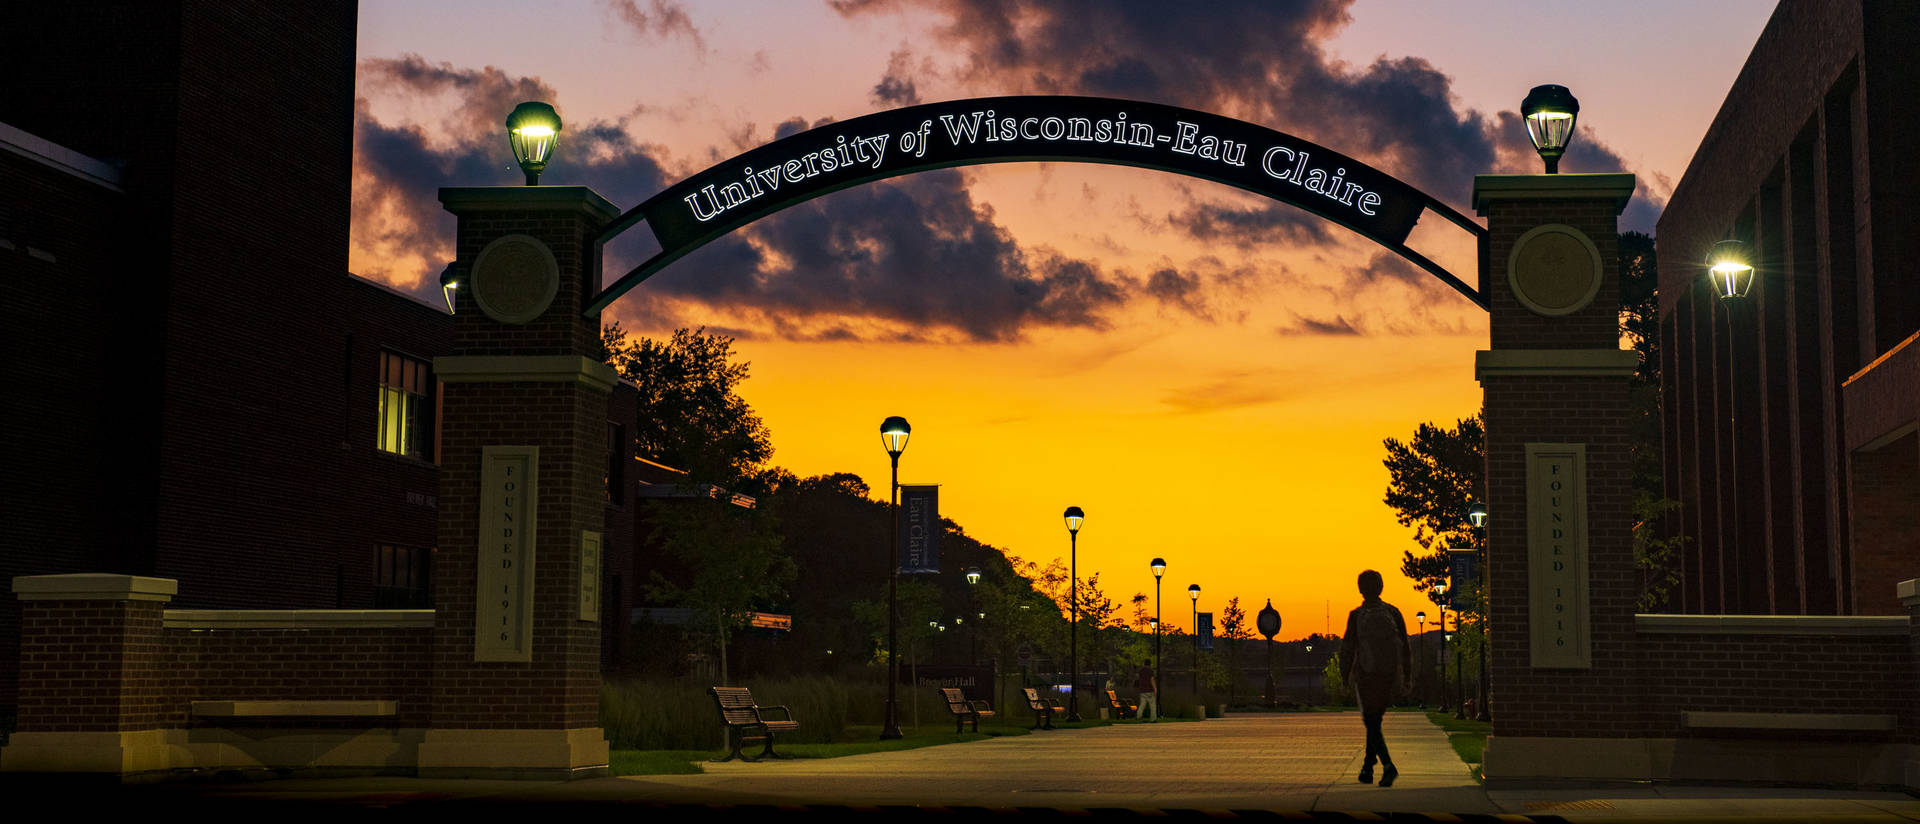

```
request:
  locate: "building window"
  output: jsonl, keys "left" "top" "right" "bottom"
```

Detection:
{"left": 373, "top": 544, "right": 431, "bottom": 608}
{"left": 378, "top": 351, "right": 431, "bottom": 460}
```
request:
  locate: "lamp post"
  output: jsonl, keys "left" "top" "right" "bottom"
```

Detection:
{"left": 1150, "top": 557, "right": 1165, "bottom": 719}
{"left": 1520, "top": 85, "right": 1579, "bottom": 174}
{"left": 1188, "top": 584, "right": 1201, "bottom": 693}
{"left": 1415, "top": 611, "right": 1427, "bottom": 708}
{"left": 1707, "top": 239, "right": 1755, "bottom": 614}
{"left": 878, "top": 416, "right": 911, "bottom": 740}
{"left": 1063, "top": 506, "right": 1085, "bottom": 722}
{"left": 505, "top": 101, "right": 562, "bottom": 185}
{"left": 1434, "top": 581, "right": 1449, "bottom": 712}
{"left": 1256, "top": 600, "right": 1280, "bottom": 708}
{"left": 965, "top": 567, "right": 982, "bottom": 666}
{"left": 1467, "top": 502, "right": 1491, "bottom": 722}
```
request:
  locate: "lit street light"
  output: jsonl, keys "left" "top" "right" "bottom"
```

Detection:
{"left": 1520, "top": 84, "right": 1578, "bottom": 174}
{"left": 1188, "top": 584, "right": 1201, "bottom": 693}
{"left": 1150, "top": 557, "right": 1165, "bottom": 721}
{"left": 878, "top": 416, "right": 910, "bottom": 740}
{"left": 1064, "top": 506, "right": 1085, "bottom": 722}
{"left": 505, "top": 101, "right": 562, "bottom": 185}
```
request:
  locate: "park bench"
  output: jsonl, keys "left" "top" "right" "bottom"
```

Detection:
{"left": 708, "top": 685, "right": 800, "bottom": 762}
{"left": 1022, "top": 687, "right": 1063, "bottom": 730}
{"left": 1103, "top": 690, "right": 1137, "bottom": 719}
{"left": 940, "top": 687, "right": 995, "bottom": 733}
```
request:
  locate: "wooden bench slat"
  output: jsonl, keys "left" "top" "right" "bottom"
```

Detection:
{"left": 191, "top": 700, "right": 398, "bottom": 717}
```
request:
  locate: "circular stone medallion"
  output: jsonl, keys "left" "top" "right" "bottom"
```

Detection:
{"left": 469, "top": 234, "right": 560, "bottom": 325}
{"left": 1507, "top": 223, "right": 1603, "bottom": 317}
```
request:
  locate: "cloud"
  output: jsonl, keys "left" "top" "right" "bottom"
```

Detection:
{"left": 1160, "top": 371, "right": 1291, "bottom": 414}
{"left": 603, "top": 0, "right": 704, "bottom": 51}
{"left": 871, "top": 49, "right": 923, "bottom": 106}
{"left": 350, "top": 57, "right": 670, "bottom": 299}
{"left": 835, "top": 0, "right": 1656, "bottom": 224}
{"left": 1277, "top": 313, "right": 1363, "bottom": 336}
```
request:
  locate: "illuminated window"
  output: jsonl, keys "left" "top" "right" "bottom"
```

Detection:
{"left": 373, "top": 544, "right": 431, "bottom": 608}
{"left": 378, "top": 351, "right": 431, "bottom": 459}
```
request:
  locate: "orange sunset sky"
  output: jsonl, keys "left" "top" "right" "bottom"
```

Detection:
{"left": 348, "top": 0, "right": 1774, "bottom": 639}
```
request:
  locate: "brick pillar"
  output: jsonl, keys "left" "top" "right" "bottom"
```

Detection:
{"left": 418, "top": 186, "right": 619, "bottom": 779}
{"left": 0, "top": 574, "right": 177, "bottom": 774}
{"left": 1470, "top": 174, "right": 1649, "bottom": 781}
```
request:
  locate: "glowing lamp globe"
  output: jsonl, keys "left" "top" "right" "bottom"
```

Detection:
{"left": 1188, "top": 584, "right": 1200, "bottom": 602}
{"left": 1467, "top": 502, "right": 1489, "bottom": 528}
{"left": 1063, "top": 506, "right": 1084, "bottom": 535}
{"left": 505, "top": 101, "right": 562, "bottom": 186}
{"left": 1707, "top": 239, "right": 1755, "bottom": 300}
{"left": 879, "top": 416, "right": 911, "bottom": 457}
{"left": 1150, "top": 557, "right": 1166, "bottom": 578}
{"left": 1521, "top": 85, "right": 1579, "bottom": 174}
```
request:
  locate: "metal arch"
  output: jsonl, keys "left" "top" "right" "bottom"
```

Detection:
{"left": 586, "top": 95, "right": 1487, "bottom": 315}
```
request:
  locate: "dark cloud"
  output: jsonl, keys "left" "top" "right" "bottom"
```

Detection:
{"left": 1276, "top": 313, "right": 1362, "bottom": 336}
{"left": 1160, "top": 371, "right": 1290, "bottom": 414}
{"left": 871, "top": 49, "right": 922, "bottom": 107}
{"left": 649, "top": 169, "right": 1135, "bottom": 342}
{"left": 351, "top": 57, "right": 669, "bottom": 302}
{"left": 1347, "top": 251, "right": 1429, "bottom": 290}
{"left": 1168, "top": 202, "right": 1332, "bottom": 248}
{"left": 603, "top": 0, "right": 704, "bottom": 51}
{"left": 836, "top": 0, "right": 1655, "bottom": 226}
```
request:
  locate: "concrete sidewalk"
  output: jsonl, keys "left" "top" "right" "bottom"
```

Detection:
{"left": 24, "top": 712, "right": 1920, "bottom": 821}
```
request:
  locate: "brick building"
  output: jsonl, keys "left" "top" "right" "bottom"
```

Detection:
{"left": 1656, "top": 0, "right": 1920, "bottom": 617}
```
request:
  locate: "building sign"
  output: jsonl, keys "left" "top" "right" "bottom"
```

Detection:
{"left": 902, "top": 665, "right": 995, "bottom": 700}
{"left": 579, "top": 530, "right": 601, "bottom": 623}
{"left": 594, "top": 96, "right": 1482, "bottom": 314}
{"left": 476, "top": 446, "right": 538, "bottom": 662}
{"left": 898, "top": 483, "right": 940, "bottom": 574}
{"left": 1526, "top": 443, "right": 1590, "bottom": 668}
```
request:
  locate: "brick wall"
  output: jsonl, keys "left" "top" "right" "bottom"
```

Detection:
{"left": 1633, "top": 628, "right": 1912, "bottom": 740}
{"left": 13, "top": 600, "right": 167, "bottom": 733}
{"left": 162, "top": 625, "right": 433, "bottom": 728}
{"left": 1846, "top": 435, "right": 1919, "bottom": 615}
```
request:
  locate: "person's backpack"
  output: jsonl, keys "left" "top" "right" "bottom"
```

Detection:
{"left": 1351, "top": 604, "right": 1400, "bottom": 676}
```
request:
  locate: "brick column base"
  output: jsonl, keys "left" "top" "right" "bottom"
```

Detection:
{"left": 1903, "top": 579, "right": 1920, "bottom": 790}
{"left": 0, "top": 574, "right": 176, "bottom": 775}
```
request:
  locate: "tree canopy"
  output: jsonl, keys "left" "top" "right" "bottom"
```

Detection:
{"left": 601, "top": 324, "right": 772, "bottom": 485}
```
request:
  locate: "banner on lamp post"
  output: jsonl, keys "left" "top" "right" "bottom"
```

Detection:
{"left": 898, "top": 484, "right": 941, "bottom": 574}
{"left": 1198, "top": 612, "right": 1214, "bottom": 651}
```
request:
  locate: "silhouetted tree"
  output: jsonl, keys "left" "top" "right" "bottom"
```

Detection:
{"left": 1382, "top": 415, "right": 1486, "bottom": 613}
{"left": 601, "top": 324, "right": 772, "bottom": 485}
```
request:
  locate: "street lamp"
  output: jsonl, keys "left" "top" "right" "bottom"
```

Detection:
{"left": 1064, "top": 506, "right": 1085, "bottom": 722}
{"left": 1150, "top": 557, "right": 1165, "bottom": 719}
{"left": 1467, "top": 502, "right": 1488, "bottom": 529}
{"left": 1256, "top": 600, "right": 1281, "bottom": 708}
{"left": 878, "top": 416, "right": 911, "bottom": 740}
{"left": 1520, "top": 84, "right": 1578, "bottom": 174}
{"left": 1188, "top": 584, "right": 1201, "bottom": 693}
{"left": 505, "top": 101, "right": 562, "bottom": 186}
{"left": 1707, "top": 239, "right": 1756, "bottom": 300}
{"left": 1415, "top": 611, "right": 1428, "bottom": 708}
{"left": 965, "top": 567, "right": 982, "bottom": 665}
{"left": 1434, "top": 581, "right": 1450, "bottom": 712}
{"left": 1465, "top": 505, "right": 1492, "bottom": 723}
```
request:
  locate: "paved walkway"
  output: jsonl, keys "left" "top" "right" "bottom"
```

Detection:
{"left": 45, "top": 713, "right": 1920, "bottom": 820}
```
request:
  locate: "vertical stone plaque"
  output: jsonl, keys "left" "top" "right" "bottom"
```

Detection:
{"left": 579, "top": 530, "right": 601, "bottom": 623}
{"left": 1526, "top": 442, "right": 1590, "bottom": 668}
{"left": 476, "top": 445, "right": 538, "bottom": 662}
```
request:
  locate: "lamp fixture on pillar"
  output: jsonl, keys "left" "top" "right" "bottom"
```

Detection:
{"left": 1520, "top": 85, "right": 1579, "bottom": 174}
{"left": 878, "top": 415, "right": 911, "bottom": 740}
{"left": 1707, "top": 239, "right": 1755, "bottom": 300}
{"left": 438, "top": 262, "right": 461, "bottom": 313}
{"left": 506, "top": 101, "right": 562, "bottom": 186}
{"left": 1064, "top": 506, "right": 1085, "bottom": 722}
{"left": 1467, "top": 502, "right": 1488, "bottom": 529}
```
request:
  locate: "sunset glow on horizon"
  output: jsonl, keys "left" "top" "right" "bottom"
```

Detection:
{"left": 350, "top": 0, "right": 1773, "bottom": 639}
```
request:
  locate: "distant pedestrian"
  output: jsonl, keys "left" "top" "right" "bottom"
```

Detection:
{"left": 1340, "top": 569, "right": 1411, "bottom": 787}
{"left": 1134, "top": 659, "right": 1158, "bottom": 721}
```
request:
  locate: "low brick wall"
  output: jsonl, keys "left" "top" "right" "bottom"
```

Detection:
{"left": 159, "top": 610, "right": 434, "bottom": 728}
{"left": 1633, "top": 615, "right": 1914, "bottom": 742}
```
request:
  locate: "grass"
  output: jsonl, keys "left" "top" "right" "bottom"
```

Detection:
{"left": 1425, "top": 711, "right": 1492, "bottom": 782}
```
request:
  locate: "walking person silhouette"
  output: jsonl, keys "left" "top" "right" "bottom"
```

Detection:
{"left": 1340, "top": 569, "right": 1411, "bottom": 786}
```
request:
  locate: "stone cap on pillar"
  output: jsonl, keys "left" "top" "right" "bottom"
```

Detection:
{"left": 439, "top": 186, "right": 620, "bottom": 224}
{"left": 1472, "top": 173, "right": 1635, "bottom": 216}
{"left": 13, "top": 573, "right": 178, "bottom": 602}
{"left": 1900, "top": 579, "right": 1919, "bottom": 609}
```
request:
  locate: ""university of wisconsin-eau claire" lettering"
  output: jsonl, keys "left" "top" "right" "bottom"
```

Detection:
{"left": 680, "top": 107, "right": 1386, "bottom": 224}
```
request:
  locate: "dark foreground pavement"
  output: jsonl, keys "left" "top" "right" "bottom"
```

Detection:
{"left": 13, "top": 713, "right": 1918, "bottom": 822}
